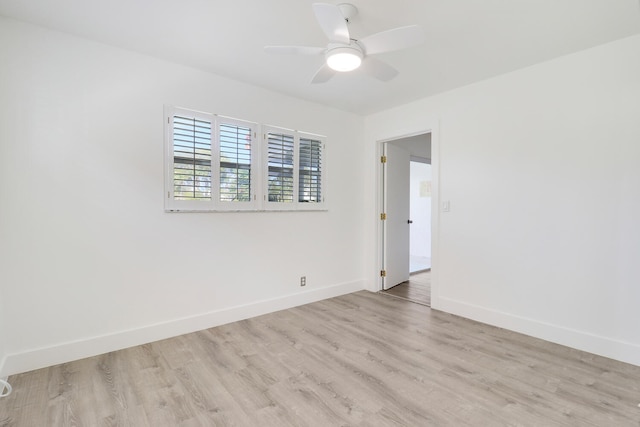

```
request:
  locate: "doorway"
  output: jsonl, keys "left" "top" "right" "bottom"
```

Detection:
{"left": 410, "top": 160, "right": 432, "bottom": 273}
{"left": 380, "top": 132, "right": 432, "bottom": 306}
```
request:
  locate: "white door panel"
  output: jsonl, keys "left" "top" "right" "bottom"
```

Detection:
{"left": 383, "top": 143, "right": 410, "bottom": 289}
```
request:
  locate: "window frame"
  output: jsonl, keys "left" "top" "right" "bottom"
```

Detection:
{"left": 164, "top": 106, "right": 326, "bottom": 212}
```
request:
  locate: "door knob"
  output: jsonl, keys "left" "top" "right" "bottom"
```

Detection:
{"left": 408, "top": 220, "right": 413, "bottom": 224}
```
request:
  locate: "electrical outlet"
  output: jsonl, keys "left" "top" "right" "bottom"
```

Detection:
{"left": 300, "top": 276, "right": 306, "bottom": 287}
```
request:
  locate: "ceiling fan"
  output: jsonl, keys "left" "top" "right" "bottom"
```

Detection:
{"left": 264, "top": 3, "right": 425, "bottom": 84}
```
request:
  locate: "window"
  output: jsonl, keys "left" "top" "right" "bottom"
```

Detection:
{"left": 298, "top": 137, "right": 323, "bottom": 203}
{"left": 165, "top": 107, "right": 258, "bottom": 211}
{"left": 217, "top": 118, "right": 257, "bottom": 209}
{"left": 264, "top": 126, "right": 326, "bottom": 211}
{"left": 172, "top": 114, "right": 212, "bottom": 202}
{"left": 165, "top": 107, "right": 325, "bottom": 212}
{"left": 267, "top": 131, "right": 295, "bottom": 203}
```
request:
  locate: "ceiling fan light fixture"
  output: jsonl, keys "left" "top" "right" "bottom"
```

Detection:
{"left": 326, "top": 46, "right": 363, "bottom": 72}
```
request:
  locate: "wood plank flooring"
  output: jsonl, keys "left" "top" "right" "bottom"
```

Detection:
{"left": 382, "top": 270, "right": 431, "bottom": 306}
{"left": 1, "top": 291, "right": 640, "bottom": 426}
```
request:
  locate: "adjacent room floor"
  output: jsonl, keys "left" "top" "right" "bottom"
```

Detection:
{"left": 382, "top": 269, "right": 431, "bottom": 306}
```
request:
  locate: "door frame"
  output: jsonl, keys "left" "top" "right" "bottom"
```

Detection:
{"left": 375, "top": 124, "right": 440, "bottom": 308}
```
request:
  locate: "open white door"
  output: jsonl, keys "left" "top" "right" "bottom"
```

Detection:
{"left": 383, "top": 142, "right": 410, "bottom": 290}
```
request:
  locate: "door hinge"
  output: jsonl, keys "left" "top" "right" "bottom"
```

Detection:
{"left": 380, "top": 156, "right": 387, "bottom": 163}
{"left": 380, "top": 270, "right": 387, "bottom": 277}
{"left": 380, "top": 213, "right": 387, "bottom": 220}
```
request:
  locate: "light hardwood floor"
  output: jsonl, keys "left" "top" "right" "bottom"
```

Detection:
{"left": 382, "top": 270, "right": 431, "bottom": 306}
{"left": 1, "top": 291, "right": 640, "bottom": 426}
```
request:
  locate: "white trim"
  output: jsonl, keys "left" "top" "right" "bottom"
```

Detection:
{"left": 373, "top": 122, "right": 440, "bottom": 309}
{"left": 437, "top": 297, "right": 640, "bottom": 367}
{"left": 430, "top": 123, "right": 441, "bottom": 309}
{"left": 0, "top": 280, "right": 365, "bottom": 377}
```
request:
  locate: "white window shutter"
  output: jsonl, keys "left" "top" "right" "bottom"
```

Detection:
{"left": 165, "top": 107, "right": 215, "bottom": 211}
{"left": 298, "top": 136, "right": 323, "bottom": 204}
{"left": 217, "top": 117, "right": 259, "bottom": 210}
{"left": 265, "top": 128, "right": 296, "bottom": 207}
{"left": 173, "top": 116, "right": 212, "bottom": 200}
{"left": 264, "top": 126, "right": 326, "bottom": 211}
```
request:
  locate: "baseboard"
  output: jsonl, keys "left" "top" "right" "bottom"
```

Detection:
{"left": 436, "top": 296, "right": 640, "bottom": 367}
{"left": 1, "top": 280, "right": 365, "bottom": 377}
{"left": 0, "top": 356, "right": 6, "bottom": 381}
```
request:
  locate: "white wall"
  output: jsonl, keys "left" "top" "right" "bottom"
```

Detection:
{"left": 409, "top": 162, "right": 432, "bottom": 259}
{"left": 365, "top": 35, "right": 640, "bottom": 366}
{"left": 0, "top": 17, "right": 367, "bottom": 376}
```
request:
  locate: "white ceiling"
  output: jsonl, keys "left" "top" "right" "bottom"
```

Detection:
{"left": 1, "top": 0, "right": 639, "bottom": 115}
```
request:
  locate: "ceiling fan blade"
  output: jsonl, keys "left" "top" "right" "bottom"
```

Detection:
{"left": 359, "top": 25, "right": 425, "bottom": 55}
{"left": 264, "top": 46, "right": 325, "bottom": 56}
{"left": 311, "top": 64, "right": 336, "bottom": 84}
{"left": 360, "top": 57, "right": 399, "bottom": 82}
{"left": 312, "top": 3, "right": 350, "bottom": 44}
